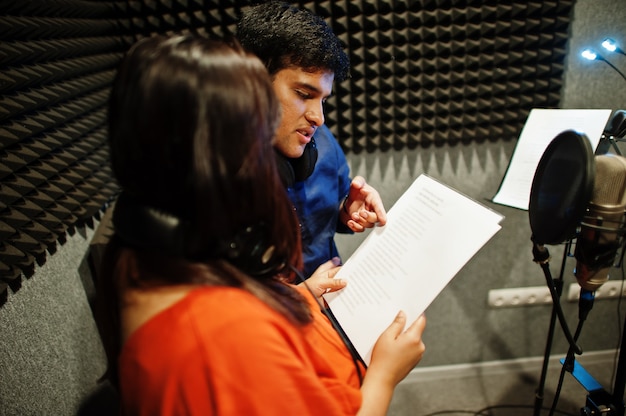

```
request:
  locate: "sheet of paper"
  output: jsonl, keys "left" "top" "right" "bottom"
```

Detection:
{"left": 324, "top": 174, "right": 503, "bottom": 365}
{"left": 492, "top": 108, "right": 612, "bottom": 210}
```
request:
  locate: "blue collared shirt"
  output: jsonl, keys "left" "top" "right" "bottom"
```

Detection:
{"left": 287, "top": 124, "right": 353, "bottom": 278}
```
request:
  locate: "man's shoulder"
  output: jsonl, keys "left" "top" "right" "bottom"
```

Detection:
{"left": 314, "top": 124, "right": 344, "bottom": 155}
{"left": 315, "top": 124, "right": 337, "bottom": 143}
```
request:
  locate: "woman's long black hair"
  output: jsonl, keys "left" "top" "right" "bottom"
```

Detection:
{"left": 98, "top": 35, "right": 309, "bottom": 386}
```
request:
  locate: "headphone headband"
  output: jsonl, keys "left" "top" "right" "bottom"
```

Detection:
{"left": 112, "top": 192, "right": 187, "bottom": 256}
{"left": 112, "top": 192, "right": 286, "bottom": 277}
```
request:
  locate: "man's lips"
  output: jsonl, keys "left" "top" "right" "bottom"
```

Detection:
{"left": 296, "top": 127, "right": 316, "bottom": 144}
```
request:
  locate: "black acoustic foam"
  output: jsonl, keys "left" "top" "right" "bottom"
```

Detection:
{"left": 0, "top": 0, "right": 573, "bottom": 304}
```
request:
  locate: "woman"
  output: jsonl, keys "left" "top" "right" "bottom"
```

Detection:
{"left": 98, "top": 34, "right": 426, "bottom": 415}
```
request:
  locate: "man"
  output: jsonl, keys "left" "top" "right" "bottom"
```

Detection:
{"left": 236, "top": 1, "right": 387, "bottom": 277}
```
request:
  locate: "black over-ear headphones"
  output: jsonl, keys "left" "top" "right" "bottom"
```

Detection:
{"left": 275, "top": 138, "right": 318, "bottom": 187}
{"left": 112, "top": 192, "right": 286, "bottom": 277}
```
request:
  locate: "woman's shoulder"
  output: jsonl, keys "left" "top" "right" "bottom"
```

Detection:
{"left": 183, "top": 286, "right": 305, "bottom": 351}
{"left": 123, "top": 285, "right": 296, "bottom": 350}
{"left": 185, "top": 286, "right": 288, "bottom": 323}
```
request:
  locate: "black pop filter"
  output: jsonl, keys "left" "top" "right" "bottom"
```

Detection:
{"left": 529, "top": 130, "right": 595, "bottom": 245}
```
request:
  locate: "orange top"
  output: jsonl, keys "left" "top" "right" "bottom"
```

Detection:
{"left": 119, "top": 285, "right": 364, "bottom": 415}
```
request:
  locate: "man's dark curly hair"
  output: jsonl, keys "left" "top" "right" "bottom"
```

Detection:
{"left": 236, "top": 1, "right": 350, "bottom": 81}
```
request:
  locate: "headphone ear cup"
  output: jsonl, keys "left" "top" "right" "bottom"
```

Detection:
{"left": 274, "top": 138, "right": 318, "bottom": 187}
{"left": 220, "top": 224, "right": 285, "bottom": 277}
{"left": 275, "top": 150, "right": 296, "bottom": 187}
{"left": 291, "top": 138, "right": 318, "bottom": 182}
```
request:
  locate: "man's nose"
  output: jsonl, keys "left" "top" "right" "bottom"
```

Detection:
{"left": 305, "top": 103, "right": 324, "bottom": 126}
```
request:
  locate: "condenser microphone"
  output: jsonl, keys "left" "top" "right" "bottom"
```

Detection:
{"left": 574, "top": 154, "right": 626, "bottom": 292}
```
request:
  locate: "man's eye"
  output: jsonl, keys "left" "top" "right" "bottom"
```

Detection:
{"left": 296, "top": 90, "right": 310, "bottom": 99}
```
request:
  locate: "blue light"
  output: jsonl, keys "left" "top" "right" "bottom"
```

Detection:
{"left": 581, "top": 49, "right": 598, "bottom": 61}
{"left": 602, "top": 38, "right": 617, "bottom": 52}
{"left": 580, "top": 44, "right": 626, "bottom": 82}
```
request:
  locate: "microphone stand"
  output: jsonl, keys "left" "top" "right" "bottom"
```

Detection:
{"left": 577, "top": 320, "right": 626, "bottom": 416}
{"left": 581, "top": 119, "right": 626, "bottom": 414}
{"left": 566, "top": 288, "right": 626, "bottom": 416}
{"left": 608, "top": 324, "right": 626, "bottom": 415}
{"left": 532, "top": 238, "right": 582, "bottom": 416}
{"left": 549, "top": 290, "right": 594, "bottom": 416}
{"left": 532, "top": 238, "right": 626, "bottom": 415}
{"left": 576, "top": 202, "right": 626, "bottom": 415}
{"left": 576, "top": 289, "right": 626, "bottom": 416}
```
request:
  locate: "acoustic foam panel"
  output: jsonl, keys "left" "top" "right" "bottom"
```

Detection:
{"left": 0, "top": 0, "right": 573, "bottom": 304}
